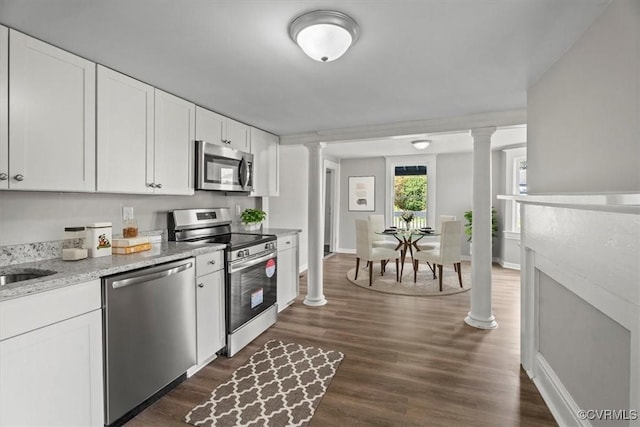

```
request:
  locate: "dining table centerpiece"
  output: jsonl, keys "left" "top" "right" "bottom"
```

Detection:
{"left": 400, "top": 211, "right": 414, "bottom": 230}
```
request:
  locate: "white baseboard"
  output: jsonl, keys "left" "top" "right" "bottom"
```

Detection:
{"left": 534, "top": 353, "right": 587, "bottom": 427}
{"left": 337, "top": 248, "right": 356, "bottom": 254}
{"left": 498, "top": 259, "right": 521, "bottom": 270}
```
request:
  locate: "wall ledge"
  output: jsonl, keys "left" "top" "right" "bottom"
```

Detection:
{"left": 498, "top": 193, "right": 640, "bottom": 214}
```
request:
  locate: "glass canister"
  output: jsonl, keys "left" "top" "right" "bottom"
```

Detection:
{"left": 86, "top": 222, "right": 112, "bottom": 258}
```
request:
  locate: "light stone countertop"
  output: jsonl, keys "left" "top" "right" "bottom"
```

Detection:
{"left": 0, "top": 241, "right": 226, "bottom": 302}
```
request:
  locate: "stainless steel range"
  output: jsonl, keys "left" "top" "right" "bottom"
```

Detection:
{"left": 168, "top": 208, "right": 277, "bottom": 357}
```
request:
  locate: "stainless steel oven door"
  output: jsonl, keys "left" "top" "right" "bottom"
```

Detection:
{"left": 228, "top": 251, "right": 277, "bottom": 332}
{"left": 196, "top": 140, "right": 253, "bottom": 192}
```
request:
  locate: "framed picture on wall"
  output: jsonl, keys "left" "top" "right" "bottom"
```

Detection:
{"left": 348, "top": 176, "right": 375, "bottom": 211}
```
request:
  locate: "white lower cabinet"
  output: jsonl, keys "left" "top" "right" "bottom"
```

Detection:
{"left": 194, "top": 252, "right": 226, "bottom": 370}
{"left": 0, "top": 280, "right": 104, "bottom": 426}
{"left": 277, "top": 234, "right": 299, "bottom": 312}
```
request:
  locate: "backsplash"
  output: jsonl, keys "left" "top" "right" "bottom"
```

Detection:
{"left": 0, "top": 230, "right": 168, "bottom": 266}
{"left": 0, "top": 190, "right": 258, "bottom": 247}
{"left": 0, "top": 240, "right": 65, "bottom": 266}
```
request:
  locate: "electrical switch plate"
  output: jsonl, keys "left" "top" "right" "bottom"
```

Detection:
{"left": 235, "top": 204, "right": 241, "bottom": 216}
{"left": 122, "top": 206, "right": 134, "bottom": 220}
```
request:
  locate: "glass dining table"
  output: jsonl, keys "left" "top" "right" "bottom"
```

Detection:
{"left": 377, "top": 229, "right": 440, "bottom": 279}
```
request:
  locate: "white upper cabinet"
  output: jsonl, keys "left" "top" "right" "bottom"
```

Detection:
{"left": 250, "top": 127, "right": 279, "bottom": 197}
{"left": 0, "top": 26, "right": 7, "bottom": 190}
{"left": 97, "top": 66, "right": 154, "bottom": 194}
{"left": 195, "top": 106, "right": 249, "bottom": 152}
{"left": 154, "top": 89, "right": 195, "bottom": 195}
{"left": 97, "top": 68, "right": 195, "bottom": 195}
{"left": 8, "top": 30, "right": 96, "bottom": 192}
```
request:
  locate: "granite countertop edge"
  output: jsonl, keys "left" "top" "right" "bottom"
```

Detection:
{"left": 260, "top": 228, "right": 302, "bottom": 236}
{"left": 0, "top": 242, "right": 226, "bottom": 302}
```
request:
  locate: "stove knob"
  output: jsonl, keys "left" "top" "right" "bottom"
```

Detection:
{"left": 237, "top": 250, "right": 244, "bottom": 258}
{"left": 244, "top": 249, "right": 250, "bottom": 257}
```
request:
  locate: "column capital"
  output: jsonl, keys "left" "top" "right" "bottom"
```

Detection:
{"left": 470, "top": 127, "right": 497, "bottom": 141}
{"left": 304, "top": 141, "right": 327, "bottom": 150}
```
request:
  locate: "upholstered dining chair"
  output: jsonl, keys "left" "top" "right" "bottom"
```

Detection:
{"left": 368, "top": 214, "right": 398, "bottom": 250}
{"left": 355, "top": 219, "right": 401, "bottom": 286}
{"left": 412, "top": 220, "right": 463, "bottom": 291}
{"left": 417, "top": 214, "right": 457, "bottom": 251}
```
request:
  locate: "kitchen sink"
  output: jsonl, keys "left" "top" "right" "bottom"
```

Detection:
{"left": 0, "top": 269, "right": 56, "bottom": 286}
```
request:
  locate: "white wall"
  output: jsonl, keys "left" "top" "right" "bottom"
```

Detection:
{"left": 527, "top": 0, "right": 640, "bottom": 193}
{"left": 337, "top": 157, "right": 386, "bottom": 251}
{"left": 523, "top": 0, "right": 640, "bottom": 422}
{"left": 268, "top": 145, "right": 309, "bottom": 271}
{"left": 0, "top": 190, "right": 256, "bottom": 245}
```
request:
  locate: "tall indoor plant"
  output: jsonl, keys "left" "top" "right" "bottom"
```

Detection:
{"left": 464, "top": 208, "right": 498, "bottom": 242}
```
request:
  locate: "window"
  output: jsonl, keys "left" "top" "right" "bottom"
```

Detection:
{"left": 393, "top": 165, "right": 427, "bottom": 228}
{"left": 504, "top": 147, "right": 527, "bottom": 232}
{"left": 385, "top": 155, "right": 436, "bottom": 229}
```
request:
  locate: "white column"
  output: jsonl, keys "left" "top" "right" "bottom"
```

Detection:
{"left": 304, "top": 142, "right": 327, "bottom": 306}
{"left": 465, "top": 127, "right": 498, "bottom": 329}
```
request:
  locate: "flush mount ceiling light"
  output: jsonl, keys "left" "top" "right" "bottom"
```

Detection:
{"left": 289, "top": 10, "right": 359, "bottom": 62}
{"left": 411, "top": 140, "right": 431, "bottom": 150}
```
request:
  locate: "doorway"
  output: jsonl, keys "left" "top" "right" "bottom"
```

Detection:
{"left": 323, "top": 159, "right": 340, "bottom": 257}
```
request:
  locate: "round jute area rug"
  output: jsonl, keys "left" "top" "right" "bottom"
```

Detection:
{"left": 346, "top": 261, "right": 471, "bottom": 296}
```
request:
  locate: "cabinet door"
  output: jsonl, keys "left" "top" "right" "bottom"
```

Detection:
{"left": 226, "top": 118, "right": 250, "bottom": 152}
{"left": 154, "top": 89, "right": 195, "bottom": 195}
{"left": 250, "top": 127, "right": 279, "bottom": 197}
{"left": 0, "top": 26, "right": 7, "bottom": 190}
{"left": 277, "top": 247, "right": 298, "bottom": 312}
{"left": 195, "top": 106, "right": 225, "bottom": 147}
{"left": 9, "top": 30, "right": 96, "bottom": 192}
{"left": 0, "top": 310, "right": 104, "bottom": 426}
{"left": 97, "top": 66, "right": 154, "bottom": 193}
{"left": 196, "top": 270, "right": 225, "bottom": 364}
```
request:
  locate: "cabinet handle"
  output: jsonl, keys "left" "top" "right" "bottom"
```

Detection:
{"left": 285, "top": 241, "right": 291, "bottom": 244}
{"left": 14, "top": 174, "right": 24, "bottom": 181}
{"left": 147, "top": 183, "right": 156, "bottom": 188}
{"left": 208, "top": 260, "right": 216, "bottom": 265}
{"left": 0, "top": 173, "right": 7, "bottom": 181}
{"left": 155, "top": 183, "right": 162, "bottom": 189}
{"left": 198, "top": 283, "right": 204, "bottom": 288}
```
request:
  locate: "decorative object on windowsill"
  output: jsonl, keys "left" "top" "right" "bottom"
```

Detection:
{"left": 463, "top": 208, "right": 498, "bottom": 242}
{"left": 400, "top": 211, "right": 414, "bottom": 230}
{"left": 240, "top": 208, "right": 266, "bottom": 231}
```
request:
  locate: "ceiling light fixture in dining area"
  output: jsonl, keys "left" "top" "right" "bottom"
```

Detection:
{"left": 411, "top": 139, "right": 431, "bottom": 150}
{"left": 289, "top": 10, "right": 360, "bottom": 62}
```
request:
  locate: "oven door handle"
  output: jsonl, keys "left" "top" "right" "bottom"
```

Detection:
{"left": 230, "top": 252, "right": 276, "bottom": 273}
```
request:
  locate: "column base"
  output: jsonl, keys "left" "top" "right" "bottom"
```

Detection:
{"left": 303, "top": 296, "right": 328, "bottom": 307}
{"left": 464, "top": 313, "right": 498, "bottom": 330}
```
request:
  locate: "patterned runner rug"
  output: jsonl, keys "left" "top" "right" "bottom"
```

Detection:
{"left": 184, "top": 340, "right": 344, "bottom": 427}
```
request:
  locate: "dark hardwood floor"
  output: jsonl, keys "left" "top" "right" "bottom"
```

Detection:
{"left": 126, "top": 254, "right": 557, "bottom": 427}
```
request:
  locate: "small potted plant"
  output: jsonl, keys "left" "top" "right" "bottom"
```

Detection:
{"left": 240, "top": 208, "right": 266, "bottom": 231}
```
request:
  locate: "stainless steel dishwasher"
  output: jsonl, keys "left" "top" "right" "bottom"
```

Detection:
{"left": 102, "top": 258, "right": 196, "bottom": 426}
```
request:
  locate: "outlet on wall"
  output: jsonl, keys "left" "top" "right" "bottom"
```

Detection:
{"left": 122, "top": 206, "right": 134, "bottom": 220}
{"left": 235, "top": 204, "right": 241, "bottom": 216}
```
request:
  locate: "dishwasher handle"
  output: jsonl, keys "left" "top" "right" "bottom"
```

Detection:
{"left": 111, "top": 260, "right": 193, "bottom": 289}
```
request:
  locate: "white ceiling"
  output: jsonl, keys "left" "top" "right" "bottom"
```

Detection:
{"left": 323, "top": 125, "right": 527, "bottom": 159}
{"left": 0, "top": 0, "right": 608, "bottom": 142}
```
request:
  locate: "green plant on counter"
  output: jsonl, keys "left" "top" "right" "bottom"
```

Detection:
{"left": 464, "top": 208, "right": 498, "bottom": 242}
{"left": 241, "top": 208, "right": 267, "bottom": 224}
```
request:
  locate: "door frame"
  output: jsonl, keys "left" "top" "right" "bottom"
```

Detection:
{"left": 323, "top": 159, "right": 340, "bottom": 254}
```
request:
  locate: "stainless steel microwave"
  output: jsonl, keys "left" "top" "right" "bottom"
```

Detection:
{"left": 195, "top": 140, "right": 253, "bottom": 192}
